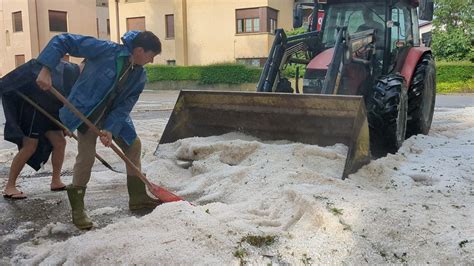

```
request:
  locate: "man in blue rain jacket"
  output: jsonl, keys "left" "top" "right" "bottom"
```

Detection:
{"left": 35, "top": 31, "right": 162, "bottom": 230}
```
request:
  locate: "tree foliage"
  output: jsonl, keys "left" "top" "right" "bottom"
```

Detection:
{"left": 432, "top": 0, "right": 473, "bottom": 30}
{"left": 432, "top": 0, "right": 474, "bottom": 61}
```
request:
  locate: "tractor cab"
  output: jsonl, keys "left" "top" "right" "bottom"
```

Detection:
{"left": 300, "top": 0, "right": 423, "bottom": 94}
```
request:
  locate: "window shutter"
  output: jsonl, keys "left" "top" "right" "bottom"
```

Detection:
{"left": 13, "top": 11, "right": 23, "bottom": 32}
{"left": 127, "top": 17, "right": 146, "bottom": 31}
{"left": 49, "top": 10, "right": 68, "bottom": 32}
{"left": 165, "top": 14, "right": 174, "bottom": 38}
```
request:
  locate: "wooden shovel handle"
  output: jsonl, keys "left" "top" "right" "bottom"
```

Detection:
{"left": 48, "top": 87, "right": 152, "bottom": 187}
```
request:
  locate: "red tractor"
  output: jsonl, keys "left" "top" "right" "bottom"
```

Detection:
{"left": 258, "top": 0, "right": 436, "bottom": 154}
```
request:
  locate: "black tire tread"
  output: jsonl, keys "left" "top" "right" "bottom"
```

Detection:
{"left": 406, "top": 53, "right": 436, "bottom": 137}
{"left": 367, "top": 74, "right": 407, "bottom": 154}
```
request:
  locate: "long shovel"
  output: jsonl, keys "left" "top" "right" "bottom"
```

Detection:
{"left": 15, "top": 91, "right": 123, "bottom": 173}
{"left": 48, "top": 87, "right": 183, "bottom": 203}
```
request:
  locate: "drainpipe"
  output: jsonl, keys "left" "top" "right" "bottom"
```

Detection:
{"left": 182, "top": 0, "right": 188, "bottom": 65}
{"left": 115, "top": 0, "right": 120, "bottom": 42}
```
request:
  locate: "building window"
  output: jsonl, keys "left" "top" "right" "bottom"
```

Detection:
{"left": 165, "top": 14, "right": 174, "bottom": 39}
{"left": 106, "top": 19, "right": 110, "bottom": 35}
{"left": 127, "top": 16, "right": 145, "bottom": 31}
{"left": 167, "top": 60, "right": 176, "bottom": 66}
{"left": 237, "top": 18, "right": 259, "bottom": 33}
{"left": 267, "top": 8, "right": 278, "bottom": 33}
{"left": 269, "top": 18, "right": 277, "bottom": 33}
{"left": 12, "top": 11, "right": 23, "bottom": 32}
{"left": 246, "top": 18, "right": 259, "bottom": 32}
{"left": 236, "top": 7, "right": 278, "bottom": 34}
{"left": 15, "top": 55, "right": 25, "bottom": 67}
{"left": 96, "top": 0, "right": 108, "bottom": 6}
{"left": 49, "top": 10, "right": 68, "bottom": 32}
{"left": 96, "top": 18, "right": 99, "bottom": 37}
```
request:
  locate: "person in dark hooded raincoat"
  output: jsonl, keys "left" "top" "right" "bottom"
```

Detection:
{"left": 35, "top": 31, "right": 162, "bottom": 230}
{"left": 1, "top": 59, "right": 80, "bottom": 200}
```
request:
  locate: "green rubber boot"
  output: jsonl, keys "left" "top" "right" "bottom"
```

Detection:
{"left": 127, "top": 175, "right": 162, "bottom": 210}
{"left": 66, "top": 185, "right": 93, "bottom": 230}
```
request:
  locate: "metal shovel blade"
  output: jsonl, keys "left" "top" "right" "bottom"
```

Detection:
{"left": 159, "top": 90, "right": 371, "bottom": 179}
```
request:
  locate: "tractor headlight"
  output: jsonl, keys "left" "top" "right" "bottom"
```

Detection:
{"left": 345, "top": 49, "right": 351, "bottom": 63}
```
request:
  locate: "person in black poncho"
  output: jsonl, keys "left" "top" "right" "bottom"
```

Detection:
{"left": 1, "top": 59, "right": 80, "bottom": 199}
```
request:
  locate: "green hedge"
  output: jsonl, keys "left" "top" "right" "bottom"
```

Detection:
{"left": 145, "top": 64, "right": 261, "bottom": 85}
{"left": 145, "top": 65, "right": 201, "bottom": 82}
{"left": 146, "top": 61, "right": 474, "bottom": 93}
{"left": 436, "top": 61, "right": 474, "bottom": 93}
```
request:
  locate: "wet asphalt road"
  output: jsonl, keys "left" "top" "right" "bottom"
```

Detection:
{"left": 0, "top": 91, "right": 473, "bottom": 260}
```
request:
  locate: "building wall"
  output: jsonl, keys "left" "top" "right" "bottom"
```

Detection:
{"left": 35, "top": 0, "right": 97, "bottom": 57}
{"left": 109, "top": 0, "right": 294, "bottom": 66}
{"left": 185, "top": 0, "right": 293, "bottom": 65}
{"left": 185, "top": 0, "right": 288, "bottom": 65}
{"left": 0, "top": 0, "right": 98, "bottom": 76}
{"left": 108, "top": 0, "right": 175, "bottom": 65}
{"left": 268, "top": 0, "right": 294, "bottom": 33}
{"left": 1, "top": 0, "right": 33, "bottom": 76}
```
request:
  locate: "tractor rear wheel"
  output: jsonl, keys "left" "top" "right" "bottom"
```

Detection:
{"left": 406, "top": 53, "right": 436, "bottom": 137}
{"left": 367, "top": 74, "right": 408, "bottom": 155}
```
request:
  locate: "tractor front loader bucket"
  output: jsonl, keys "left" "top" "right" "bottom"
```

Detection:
{"left": 159, "top": 90, "right": 371, "bottom": 179}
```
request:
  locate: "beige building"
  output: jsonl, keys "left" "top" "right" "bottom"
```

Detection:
{"left": 0, "top": 0, "right": 109, "bottom": 76}
{"left": 109, "top": 0, "right": 294, "bottom": 66}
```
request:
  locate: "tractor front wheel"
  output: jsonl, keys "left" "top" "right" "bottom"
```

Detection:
{"left": 406, "top": 53, "right": 436, "bottom": 137}
{"left": 367, "top": 74, "right": 408, "bottom": 155}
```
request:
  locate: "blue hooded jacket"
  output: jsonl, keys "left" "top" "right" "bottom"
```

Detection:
{"left": 37, "top": 31, "right": 146, "bottom": 145}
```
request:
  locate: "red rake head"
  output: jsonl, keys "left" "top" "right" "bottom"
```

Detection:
{"left": 149, "top": 184, "right": 184, "bottom": 203}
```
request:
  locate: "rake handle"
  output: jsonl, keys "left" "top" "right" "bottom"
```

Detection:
{"left": 48, "top": 87, "right": 153, "bottom": 188}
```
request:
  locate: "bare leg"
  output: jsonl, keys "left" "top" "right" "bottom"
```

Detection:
{"left": 45, "top": 130, "right": 67, "bottom": 190}
{"left": 3, "top": 137, "right": 38, "bottom": 196}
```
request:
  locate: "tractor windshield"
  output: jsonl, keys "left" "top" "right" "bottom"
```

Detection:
{"left": 321, "top": 2, "right": 386, "bottom": 47}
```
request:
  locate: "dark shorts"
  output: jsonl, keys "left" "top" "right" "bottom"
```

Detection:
{"left": 18, "top": 100, "right": 61, "bottom": 139}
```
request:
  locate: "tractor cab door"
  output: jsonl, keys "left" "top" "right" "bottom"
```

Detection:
{"left": 385, "top": 3, "right": 419, "bottom": 74}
